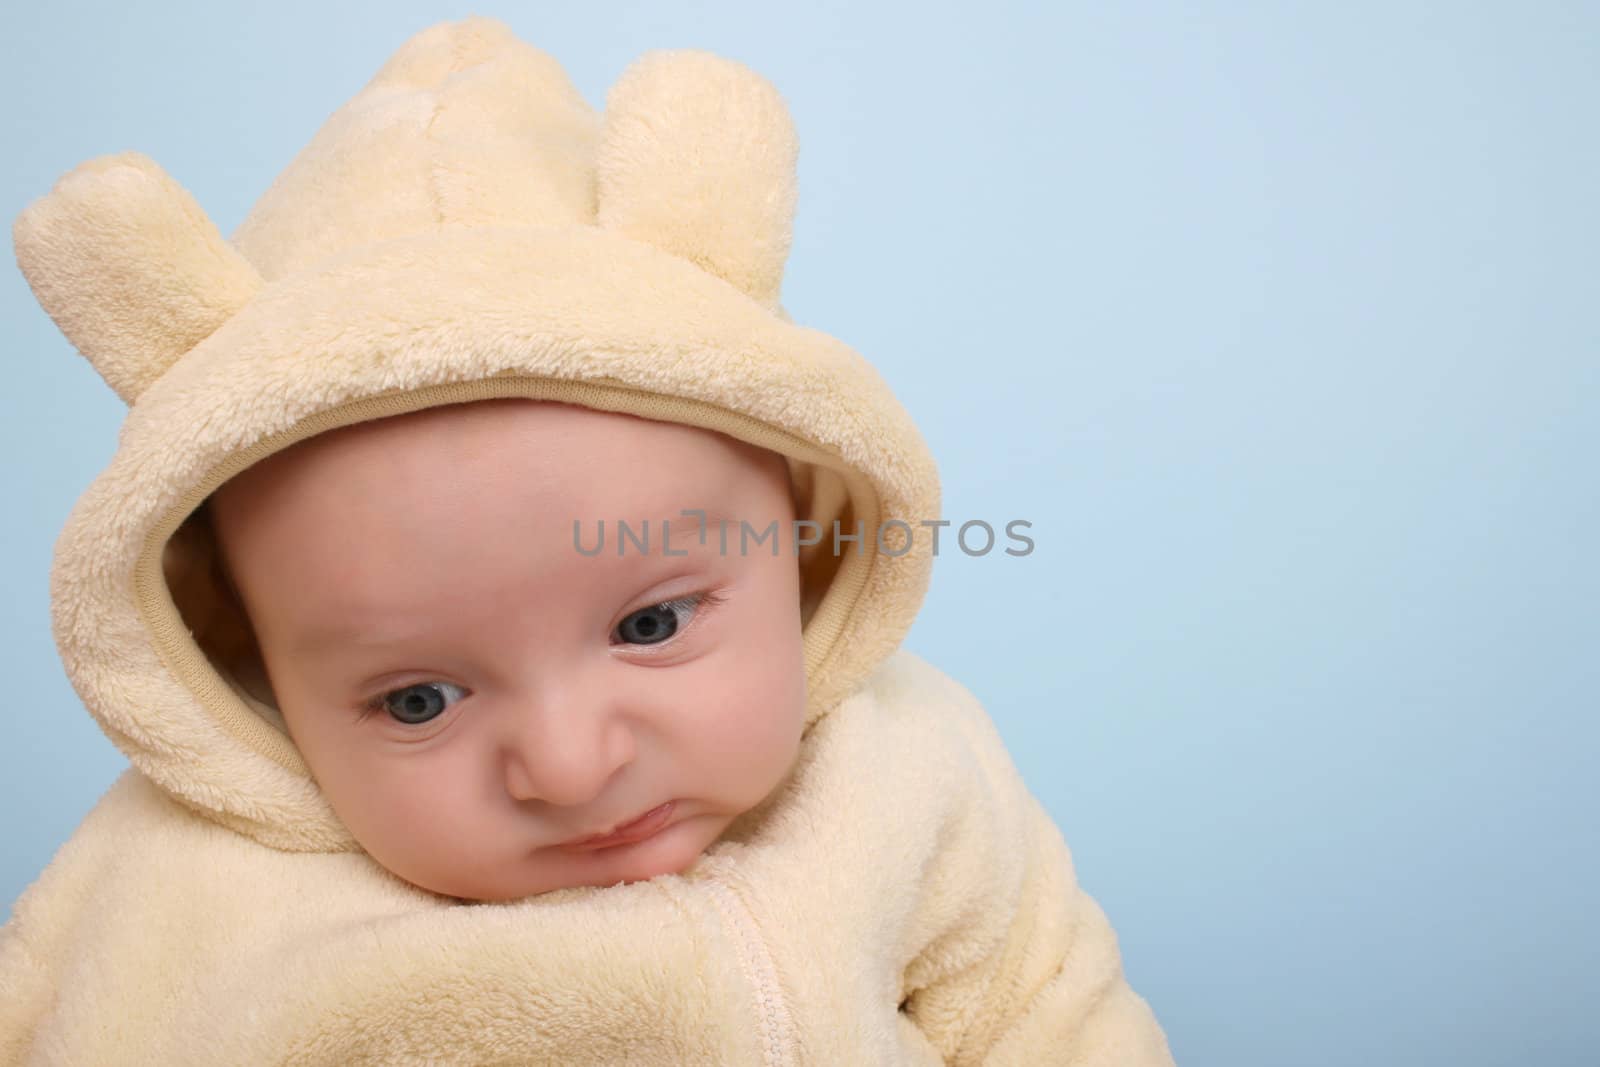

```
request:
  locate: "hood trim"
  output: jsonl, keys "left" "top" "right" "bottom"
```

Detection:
{"left": 48, "top": 220, "right": 939, "bottom": 853}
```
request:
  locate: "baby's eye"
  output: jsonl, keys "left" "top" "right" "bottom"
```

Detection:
{"left": 371, "top": 681, "right": 468, "bottom": 726}
{"left": 614, "top": 593, "right": 718, "bottom": 647}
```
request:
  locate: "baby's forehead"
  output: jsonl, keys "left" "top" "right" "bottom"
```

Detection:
{"left": 200, "top": 401, "right": 800, "bottom": 642}
{"left": 207, "top": 399, "right": 793, "bottom": 561}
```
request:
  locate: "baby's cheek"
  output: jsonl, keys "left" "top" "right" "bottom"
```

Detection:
{"left": 333, "top": 752, "right": 476, "bottom": 878}
{"left": 688, "top": 651, "right": 805, "bottom": 793}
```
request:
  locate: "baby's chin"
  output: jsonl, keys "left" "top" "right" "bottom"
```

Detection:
{"left": 412, "top": 811, "right": 725, "bottom": 904}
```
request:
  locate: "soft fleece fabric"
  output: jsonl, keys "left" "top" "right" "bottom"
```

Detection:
{"left": 3, "top": 17, "right": 1175, "bottom": 1066}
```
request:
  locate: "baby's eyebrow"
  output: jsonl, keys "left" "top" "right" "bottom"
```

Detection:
{"left": 659, "top": 509, "right": 740, "bottom": 542}
{"left": 287, "top": 518, "right": 749, "bottom": 655}
{"left": 289, "top": 610, "right": 447, "bottom": 654}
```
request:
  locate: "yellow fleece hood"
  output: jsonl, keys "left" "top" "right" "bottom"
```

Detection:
{"left": 13, "top": 16, "right": 939, "bottom": 854}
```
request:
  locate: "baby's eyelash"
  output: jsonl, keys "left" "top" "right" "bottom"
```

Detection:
{"left": 637, "top": 588, "right": 728, "bottom": 633}
{"left": 663, "top": 589, "right": 727, "bottom": 615}
{"left": 357, "top": 688, "right": 411, "bottom": 723}
{"left": 609, "top": 588, "right": 729, "bottom": 649}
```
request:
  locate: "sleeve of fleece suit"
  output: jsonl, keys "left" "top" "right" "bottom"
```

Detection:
{"left": 0, "top": 771, "right": 144, "bottom": 1066}
{"left": 897, "top": 669, "right": 1177, "bottom": 1067}
{"left": 0, "top": 923, "right": 50, "bottom": 1065}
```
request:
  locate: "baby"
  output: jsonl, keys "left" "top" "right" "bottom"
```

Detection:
{"left": 203, "top": 398, "right": 810, "bottom": 903}
{"left": 3, "top": 16, "right": 1175, "bottom": 1064}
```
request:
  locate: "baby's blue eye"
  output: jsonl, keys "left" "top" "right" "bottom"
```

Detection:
{"left": 615, "top": 595, "right": 702, "bottom": 646}
{"left": 377, "top": 681, "right": 467, "bottom": 725}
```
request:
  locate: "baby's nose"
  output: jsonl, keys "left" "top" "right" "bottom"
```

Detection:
{"left": 500, "top": 689, "right": 637, "bottom": 808}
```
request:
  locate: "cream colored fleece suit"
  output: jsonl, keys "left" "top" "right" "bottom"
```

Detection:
{"left": 2, "top": 16, "right": 1175, "bottom": 1066}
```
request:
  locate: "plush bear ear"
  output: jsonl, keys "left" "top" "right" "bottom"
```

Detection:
{"left": 595, "top": 49, "right": 799, "bottom": 318}
{"left": 12, "top": 151, "right": 262, "bottom": 405}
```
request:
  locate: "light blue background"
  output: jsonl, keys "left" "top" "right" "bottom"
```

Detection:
{"left": 4, "top": 3, "right": 1596, "bottom": 1064}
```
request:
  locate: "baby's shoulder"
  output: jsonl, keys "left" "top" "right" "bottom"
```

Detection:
{"left": 840, "top": 648, "right": 1004, "bottom": 745}
{"left": 813, "top": 648, "right": 1016, "bottom": 792}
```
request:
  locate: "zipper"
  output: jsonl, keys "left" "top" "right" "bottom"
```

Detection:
{"left": 701, "top": 869, "right": 799, "bottom": 1067}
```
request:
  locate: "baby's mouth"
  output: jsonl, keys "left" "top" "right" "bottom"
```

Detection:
{"left": 554, "top": 801, "right": 677, "bottom": 852}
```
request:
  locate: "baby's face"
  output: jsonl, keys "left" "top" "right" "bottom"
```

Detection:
{"left": 207, "top": 399, "right": 807, "bottom": 901}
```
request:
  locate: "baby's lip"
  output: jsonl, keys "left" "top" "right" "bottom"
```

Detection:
{"left": 554, "top": 801, "right": 676, "bottom": 852}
